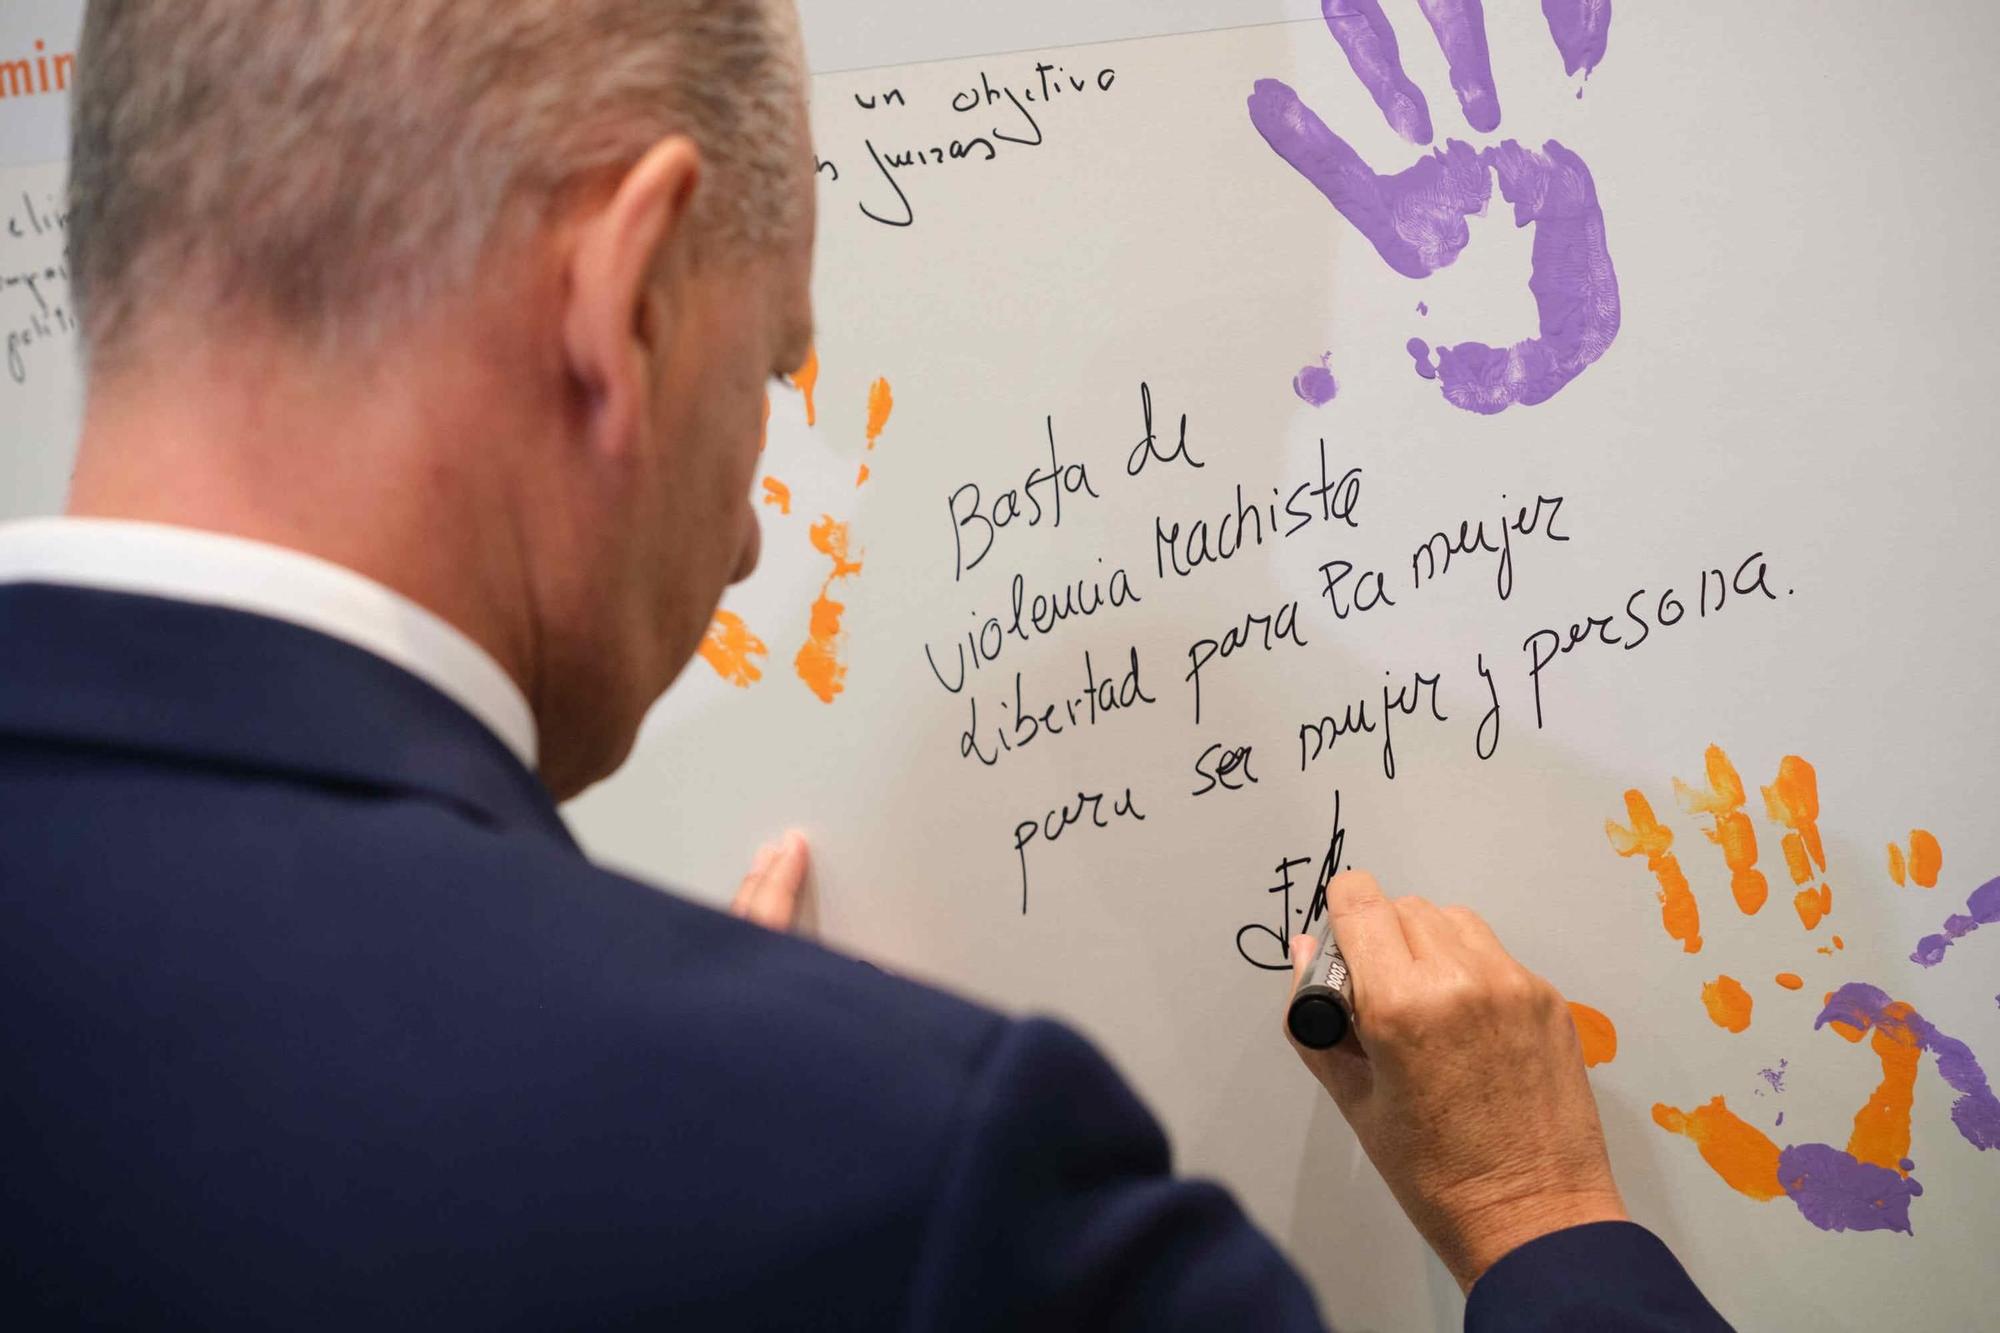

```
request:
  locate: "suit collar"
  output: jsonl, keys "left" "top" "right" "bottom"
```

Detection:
{"left": 0, "top": 517, "right": 540, "bottom": 770}
{"left": 0, "top": 583, "right": 575, "bottom": 848}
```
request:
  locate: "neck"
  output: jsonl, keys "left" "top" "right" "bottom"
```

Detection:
{"left": 66, "top": 326, "right": 548, "bottom": 727}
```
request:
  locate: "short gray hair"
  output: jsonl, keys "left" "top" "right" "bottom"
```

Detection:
{"left": 67, "top": 0, "right": 805, "bottom": 364}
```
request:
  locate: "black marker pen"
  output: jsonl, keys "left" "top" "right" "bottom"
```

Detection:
{"left": 1286, "top": 911, "right": 1355, "bottom": 1049}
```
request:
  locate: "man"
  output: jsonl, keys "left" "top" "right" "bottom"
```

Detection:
{"left": 0, "top": 2, "right": 1728, "bottom": 1328}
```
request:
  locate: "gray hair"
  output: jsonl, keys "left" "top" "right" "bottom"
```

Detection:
{"left": 67, "top": 0, "right": 805, "bottom": 364}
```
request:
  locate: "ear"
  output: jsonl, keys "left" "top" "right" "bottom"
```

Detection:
{"left": 560, "top": 137, "right": 705, "bottom": 461}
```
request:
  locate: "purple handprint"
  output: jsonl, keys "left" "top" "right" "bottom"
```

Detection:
{"left": 1253, "top": 2, "right": 1619, "bottom": 415}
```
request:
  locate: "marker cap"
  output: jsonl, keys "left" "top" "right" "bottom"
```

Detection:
{"left": 1287, "top": 991, "right": 1350, "bottom": 1049}
{"left": 1286, "top": 911, "right": 1356, "bottom": 1050}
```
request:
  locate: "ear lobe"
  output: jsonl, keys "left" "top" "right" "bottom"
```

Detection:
{"left": 559, "top": 137, "right": 706, "bottom": 461}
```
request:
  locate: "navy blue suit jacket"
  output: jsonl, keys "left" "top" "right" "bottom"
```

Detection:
{"left": 0, "top": 584, "right": 1729, "bottom": 1330}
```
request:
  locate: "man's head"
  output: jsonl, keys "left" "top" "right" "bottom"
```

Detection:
{"left": 64, "top": 0, "right": 817, "bottom": 798}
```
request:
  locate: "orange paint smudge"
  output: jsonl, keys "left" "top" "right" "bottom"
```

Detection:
{"left": 761, "top": 476, "right": 792, "bottom": 515}
{"left": 1675, "top": 745, "right": 1769, "bottom": 915}
{"left": 1847, "top": 1003, "right": 1923, "bottom": 1173}
{"left": 1760, "top": 756, "right": 1826, "bottom": 882}
{"left": 1568, "top": 1002, "right": 1618, "bottom": 1067}
{"left": 1652, "top": 1097, "right": 1785, "bottom": 1201}
{"left": 1778, "top": 835, "right": 1811, "bottom": 890}
{"left": 1793, "top": 883, "right": 1832, "bottom": 931}
{"left": 1700, "top": 975, "right": 1754, "bottom": 1033}
{"left": 864, "top": 377, "right": 894, "bottom": 449}
{"left": 1607, "top": 791, "right": 1703, "bottom": 953}
{"left": 856, "top": 463, "right": 870, "bottom": 488}
{"left": 787, "top": 346, "right": 820, "bottom": 426}
{"left": 1775, "top": 972, "right": 1804, "bottom": 990}
{"left": 1908, "top": 830, "right": 1941, "bottom": 888}
{"left": 1888, "top": 842, "right": 1907, "bottom": 886}
{"left": 697, "top": 610, "right": 767, "bottom": 689}
{"left": 760, "top": 393, "right": 772, "bottom": 451}
{"left": 794, "top": 516, "right": 862, "bottom": 704}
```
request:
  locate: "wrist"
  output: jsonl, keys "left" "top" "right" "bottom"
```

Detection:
{"left": 1436, "top": 1185, "right": 1630, "bottom": 1293}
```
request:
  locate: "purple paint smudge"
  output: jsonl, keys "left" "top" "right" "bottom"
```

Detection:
{"left": 1746, "top": 984, "right": 2000, "bottom": 1234}
{"left": 1758, "top": 1059, "right": 1788, "bottom": 1095}
{"left": 1417, "top": 302, "right": 1429, "bottom": 316}
{"left": 1777, "top": 1143, "right": 1922, "bottom": 1234}
{"left": 1294, "top": 354, "right": 1340, "bottom": 407}
{"left": 1775, "top": 1110, "right": 1785, "bottom": 1127}
{"left": 1322, "top": 0, "right": 1435, "bottom": 145}
{"left": 1247, "top": 81, "right": 1620, "bottom": 415}
{"left": 1911, "top": 875, "right": 2000, "bottom": 968}
{"left": 1818, "top": 983, "right": 2000, "bottom": 1151}
{"left": 1416, "top": 0, "right": 1503, "bottom": 133}
{"left": 1542, "top": 0, "right": 1613, "bottom": 79}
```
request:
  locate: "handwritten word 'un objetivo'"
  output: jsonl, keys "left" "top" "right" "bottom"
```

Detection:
{"left": 823, "top": 59, "right": 1120, "bottom": 230}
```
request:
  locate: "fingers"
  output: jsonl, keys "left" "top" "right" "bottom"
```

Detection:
{"left": 1324, "top": 870, "right": 1412, "bottom": 974}
{"left": 731, "top": 830, "right": 810, "bottom": 932}
{"left": 1415, "top": 0, "right": 1501, "bottom": 134}
{"left": 1320, "top": 0, "right": 1436, "bottom": 146}
{"left": 1392, "top": 896, "right": 1461, "bottom": 960}
{"left": 1441, "top": 903, "right": 1508, "bottom": 959}
{"left": 1543, "top": 0, "right": 1612, "bottom": 80}
{"left": 732, "top": 843, "right": 775, "bottom": 909}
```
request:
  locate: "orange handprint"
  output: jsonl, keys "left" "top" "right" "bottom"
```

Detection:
{"left": 1673, "top": 746, "right": 1768, "bottom": 916}
{"left": 1606, "top": 747, "right": 2000, "bottom": 1234}
{"left": 697, "top": 347, "right": 897, "bottom": 703}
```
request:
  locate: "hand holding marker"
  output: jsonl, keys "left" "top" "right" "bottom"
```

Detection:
{"left": 1282, "top": 862, "right": 1632, "bottom": 1292}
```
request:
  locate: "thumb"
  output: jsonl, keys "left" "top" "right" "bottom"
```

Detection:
{"left": 1288, "top": 928, "right": 1321, "bottom": 992}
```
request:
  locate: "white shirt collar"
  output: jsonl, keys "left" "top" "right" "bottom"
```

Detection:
{"left": 0, "top": 517, "right": 540, "bottom": 771}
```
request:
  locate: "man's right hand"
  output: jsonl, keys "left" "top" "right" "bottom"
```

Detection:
{"left": 1287, "top": 871, "right": 1630, "bottom": 1293}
